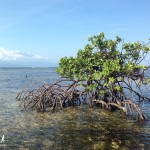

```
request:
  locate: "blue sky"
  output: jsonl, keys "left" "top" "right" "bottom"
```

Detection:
{"left": 0, "top": 0, "right": 150, "bottom": 67}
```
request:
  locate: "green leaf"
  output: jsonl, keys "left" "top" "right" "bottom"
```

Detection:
{"left": 115, "top": 86, "right": 121, "bottom": 91}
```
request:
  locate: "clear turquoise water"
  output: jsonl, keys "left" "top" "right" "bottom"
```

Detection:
{"left": 0, "top": 67, "right": 150, "bottom": 150}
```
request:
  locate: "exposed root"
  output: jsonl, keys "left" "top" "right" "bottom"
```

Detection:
{"left": 17, "top": 78, "right": 147, "bottom": 120}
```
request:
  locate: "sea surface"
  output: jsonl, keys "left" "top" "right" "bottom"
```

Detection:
{"left": 0, "top": 67, "right": 150, "bottom": 150}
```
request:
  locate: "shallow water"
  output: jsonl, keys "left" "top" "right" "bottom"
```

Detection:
{"left": 0, "top": 67, "right": 150, "bottom": 150}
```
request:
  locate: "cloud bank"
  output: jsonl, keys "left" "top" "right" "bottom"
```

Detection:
{"left": 0, "top": 47, "right": 24, "bottom": 60}
{"left": 0, "top": 47, "right": 59, "bottom": 67}
{"left": 0, "top": 47, "right": 47, "bottom": 61}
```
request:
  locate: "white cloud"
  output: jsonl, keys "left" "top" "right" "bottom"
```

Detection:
{"left": 32, "top": 54, "right": 47, "bottom": 59}
{"left": 0, "top": 47, "right": 24, "bottom": 60}
{"left": 0, "top": 47, "right": 47, "bottom": 61}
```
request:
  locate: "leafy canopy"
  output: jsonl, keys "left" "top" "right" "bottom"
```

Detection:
{"left": 57, "top": 32, "right": 150, "bottom": 92}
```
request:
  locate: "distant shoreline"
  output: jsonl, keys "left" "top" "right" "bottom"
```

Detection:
{"left": 0, "top": 66, "right": 57, "bottom": 69}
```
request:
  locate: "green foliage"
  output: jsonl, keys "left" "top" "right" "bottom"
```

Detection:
{"left": 145, "top": 77, "right": 150, "bottom": 84}
{"left": 57, "top": 32, "right": 150, "bottom": 93}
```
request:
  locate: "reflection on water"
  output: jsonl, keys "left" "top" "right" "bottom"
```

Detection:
{"left": 0, "top": 68, "right": 150, "bottom": 149}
